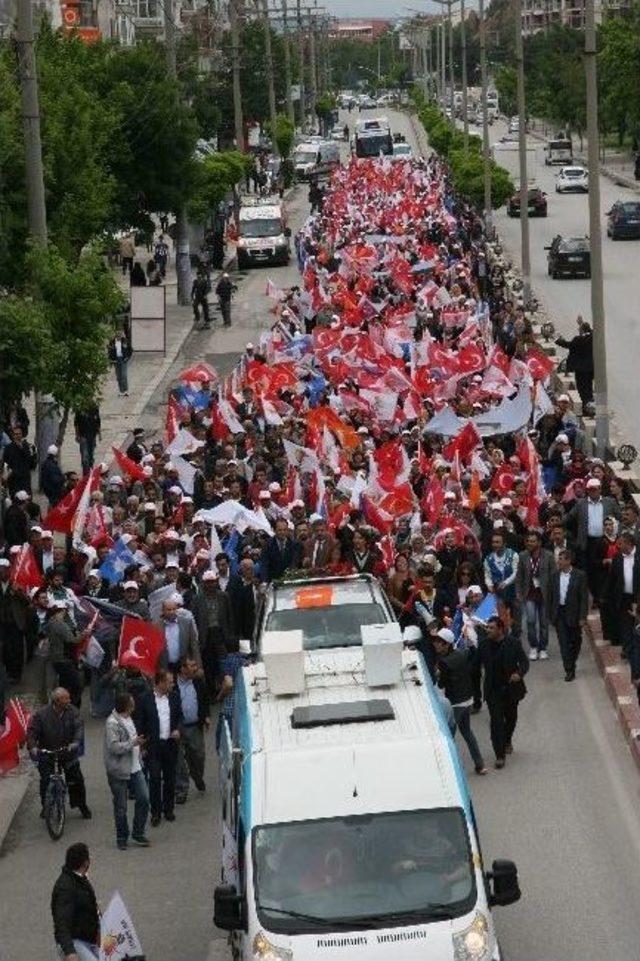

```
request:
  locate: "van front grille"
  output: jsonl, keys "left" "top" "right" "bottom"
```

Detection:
{"left": 376, "top": 929, "right": 428, "bottom": 943}
{"left": 316, "top": 935, "right": 368, "bottom": 949}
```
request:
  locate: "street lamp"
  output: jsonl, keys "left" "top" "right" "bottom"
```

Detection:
{"left": 617, "top": 444, "right": 637, "bottom": 471}
{"left": 541, "top": 321, "right": 555, "bottom": 343}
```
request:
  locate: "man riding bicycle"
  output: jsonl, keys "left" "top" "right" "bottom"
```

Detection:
{"left": 27, "top": 687, "right": 92, "bottom": 821}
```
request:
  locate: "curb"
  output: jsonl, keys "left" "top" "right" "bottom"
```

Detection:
{"left": 0, "top": 767, "right": 32, "bottom": 853}
{"left": 526, "top": 125, "right": 640, "bottom": 194}
{"left": 585, "top": 613, "right": 640, "bottom": 772}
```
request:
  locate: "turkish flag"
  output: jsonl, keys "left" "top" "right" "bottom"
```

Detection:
{"left": 379, "top": 534, "right": 397, "bottom": 572}
{"left": 443, "top": 421, "right": 481, "bottom": 465}
{"left": 118, "top": 616, "right": 165, "bottom": 678}
{"left": 421, "top": 477, "right": 445, "bottom": 523}
{"left": 361, "top": 494, "right": 394, "bottom": 535}
{"left": 491, "top": 464, "right": 516, "bottom": 495}
{"left": 178, "top": 361, "right": 217, "bottom": 384}
{"left": 0, "top": 698, "right": 29, "bottom": 774}
{"left": 467, "top": 471, "right": 482, "bottom": 509}
{"left": 456, "top": 343, "right": 486, "bottom": 375}
{"left": 525, "top": 347, "right": 555, "bottom": 382}
{"left": 489, "top": 345, "right": 512, "bottom": 377}
{"left": 165, "top": 395, "right": 182, "bottom": 445}
{"left": 11, "top": 545, "right": 44, "bottom": 593}
{"left": 379, "top": 483, "right": 415, "bottom": 518}
{"left": 42, "top": 473, "right": 88, "bottom": 534}
{"left": 112, "top": 447, "right": 147, "bottom": 483}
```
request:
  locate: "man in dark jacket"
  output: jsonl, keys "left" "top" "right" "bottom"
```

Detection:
{"left": 556, "top": 318, "right": 594, "bottom": 409}
{"left": 41, "top": 444, "right": 65, "bottom": 507}
{"left": 478, "top": 616, "right": 529, "bottom": 768}
{"left": 261, "top": 518, "right": 301, "bottom": 581}
{"left": 433, "top": 628, "right": 487, "bottom": 775}
{"left": 550, "top": 549, "right": 589, "bottom": 681}
{"left": 27, "top": 688, "right": 92, "bottom": 819}
{"left": 3, "top": 490, "right": 29, "bottom": 547}
{"left": 74, "top": 405, "right": 101, "bottom": 476}
{"left": 51, "top": 842, "right": 100, "bottom": 961}
{"left": 3, "top": 425, "right": 37, "bottom": 496}
{"left": 215, "top": 272, "right": 236, "bottom": 327}
{"left": 175, "top": 657, "right": 210, "bottom": 803}
{"left": 603, "top": 531, "right": 640, "bottom": 680}
{"left": 227, "top": 557, "right": 260, "bottom": 640}
{"left": 135, "top": 669, "right": 182, "bottom": 825}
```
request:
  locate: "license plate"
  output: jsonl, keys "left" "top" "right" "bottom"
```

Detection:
{"left": 567, "top": 256, "right": 582, "bottom": 262}
{"left": 627, "top": 219, "right": 640, "bottom": 225}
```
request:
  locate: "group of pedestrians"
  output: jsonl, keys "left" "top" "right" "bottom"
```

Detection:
{"left": 2, "top": 147, "right": 640, "bottom": 959}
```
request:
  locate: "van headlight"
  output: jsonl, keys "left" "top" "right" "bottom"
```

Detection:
{"left": 452, "top": 913, "right": 490, "bottom": 960}
{"left": 253, "top": 931, "right": 293, "bottom": 961}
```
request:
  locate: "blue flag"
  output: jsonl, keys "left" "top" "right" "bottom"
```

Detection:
{"left": 452, "top": 608, "right": 465, "bottom": 649}
{"left": 308, "top": 374, "right": 327, "bottom": 408}
{"left": 474, "top": 592, "right": 498, "bottom": 623}
{"left": 222, "top": 529, "right": 240, "bottom": 576}
{"left": 98, "top": 538, "right": 136, "bottom": 585}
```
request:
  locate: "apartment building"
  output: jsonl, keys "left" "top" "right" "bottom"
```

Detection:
{"left": 521, "top": 0, "right": 632, "bottom": 35}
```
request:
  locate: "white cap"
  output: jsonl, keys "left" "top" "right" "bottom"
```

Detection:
{"left": 123, "top": 580, "right": 138, "bottom": 591}
{"left": 258, "top": 490, "right": 271, "bottom": 500}
{"left": 182, "top": 496, "right": 193, "bottom": 504}
{"left": 87, "top": 569, "right": 101, "bottom": 580}
{"left": 170, "top": 591, "right": 183, "bottom": 606}
{"left": 444, "top": 491, "right": 456, "bottom": 500}
{"left": 202, "top": 570, "right": 218, "bottom": 581}
{"left": 15, "top": 491, "right": 29, "bottom": 501}
{"left": 291, "top": 499, "right": 305, "bottom": 509}
{"left": 468, "top": 584, "right": 483, "bottom": 595}
{"left": 47, "top": 444, "right": 58, "bottom": 455}
{"left": 493, "top": 519, "right": 505, "bottom": 529}
{"left": 165, "top": 529, "right": 180, "bottom": 540}
{"left": 309, "top": 513, "right": 324, "bottom": 524}
{"left": 268, "top": 482, "right": 282, "bottom": 493}
{"left": 586, "top": 478, "right": 601, "bottom": 489}
{"left": 557, "top": 393, "right": 571, "bottom": 403}
{"left": 357, "top": 426, "right": 369, "bottom": 435}
{"left": 31, "top": 525, "right": 43, "bottom": 535}
{"left": 41, "top": 530, "right": 53, "bottom": 539}
{"left": 141, "top": 454, "right": 155, "bottom": 464}
{"left": 144, "top": 502, "right": 156, "bottom": 511}
{"left": 169, "top": 485, "right": 182, "bottom": 495}
{"left": 246, "top": 342, "right": 255, "bottom": 350}
{"left": 142, "top": 466, "right": 153, "bottom": 477}
{"left": 500, "top": 497, "right": 513, "bottom": 508}
{"left": 109, "top": 475, "right": 123, "bottom": 486}
{"left": 165, "top": 560, "right": 180, "bottom": 569}
{"left": 436, "top": 628, "right": 455, "bottom": 644}
{"left": 0, "top": 558, "right": 10, "bottom": 568}
{"left": 556, "top": 433, "right": 569, "bottom": 445}
{"left": 9, "top": 545, "right": 21, "bottom": 555}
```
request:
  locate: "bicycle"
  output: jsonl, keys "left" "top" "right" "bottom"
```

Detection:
{"left": 39, "top": 747, "right": 69, "bottom": 841}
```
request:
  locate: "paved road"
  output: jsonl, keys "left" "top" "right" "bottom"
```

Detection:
{"left": 487, "top": 118, "right": 640, "bottom": 450}
{"left": 4, "top": 119, "right": 640, "bottom": 961}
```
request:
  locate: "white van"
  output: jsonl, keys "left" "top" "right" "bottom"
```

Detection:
{"left": 214, "top": 625, "right": 521, "bottom": 960}
{"left": 237, "top": 200, "right": 291, "bottom": 269}
{"left": 293, "top": 140, "right": 340, "bottom": 180}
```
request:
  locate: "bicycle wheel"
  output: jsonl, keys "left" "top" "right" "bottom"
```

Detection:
{"left": 45, "top": 780, "right": 66, "bottom": 841}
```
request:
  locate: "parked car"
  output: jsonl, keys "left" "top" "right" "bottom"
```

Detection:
{"left": 391, "top": 142, "right": 413, "bottom": 161}
{"left": 555, "top": 166, "right": 589, "bottom": 193}
{"left": 545, "top": 235, "right": 590, "bottom": 279}
{"left": 507, "top": 187, "right": 547, "bottom": 217}
{"left": 508, "top": 117, "right": 520, "bottom": 134}
{"left": 606, "top": 200, "right": 640, "bottom": 240}
{"left": 330, "top": 124, "right": 348, "bottom": 142}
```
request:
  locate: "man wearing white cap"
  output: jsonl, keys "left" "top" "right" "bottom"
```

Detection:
{"left": 432, "top": 629, "right": 487, "bottom": 775}
{"left": 566, "top": 478, "right": 619, "bottom": 599}
{"left": 121, "top": 581, "right": 150, "bottom": 620}
{"left": 41, "top": 445, "right": 65, "bottom": 507}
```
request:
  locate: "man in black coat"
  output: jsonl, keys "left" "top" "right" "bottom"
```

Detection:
{"left": 603, "top": 531, "right": 640, "bottom": 680}
{"left": 3, "top": 491, "right": 29, "bottom": 547}
{"left": 478, "top": 615, "right": 529, "bottom": 768}
{"left": 261, "top": 518, "right": 301, "bottom": 582}
{"left": 74, "top": 405, "right": 101, "bottom": 476}
{"left": 175, "top": 657, "right": 210, "bottom": 802}
{"left": 135, "top": 669, "right": 182, "bottom": 825}
{"left": 3, "top": 425, "right": 37, "bottom": 496}
{"left": 433, "top": 629, "right": 487, "bottom": 775}
{"left": 227, "top": 557, "right": 260, "bottom": 641}
{"left": 215, "top": 272, "right": 236, "bottom": 327}
{"left": 556, "top": 318, "right": 594, "bottom": 409}
{"left": 51, "top": 842, "right": 100, "bottom": 961}
{"left": 550, "top": 549, "right": 589, "bottom": 681}
{"left": 40, "top": 445, "right": 65, "bottom": 507}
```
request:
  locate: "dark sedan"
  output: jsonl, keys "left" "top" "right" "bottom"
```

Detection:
{"left": 545, "top": 235, "right": 590, "bottom": 279}
{"left": 507, "top": 188, "right": 547, "bottom": 218}
{"left": 606, "top": 201, "right": 640, "bottom": 240}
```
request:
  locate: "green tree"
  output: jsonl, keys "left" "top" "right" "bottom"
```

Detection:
{"left": 272, "top": 113, "right": 295, "bottom": 159}
{"left": 0, "top": 295, "right": 53, "bottom": 411}
{"left": 26, "top": 245, "right": 125, "bottom": 446}
{"left": 188, "top": 151, "right": 252, "bottom": 224}
{"left": 494, "top": 65, "right": 517, "bottom": 118}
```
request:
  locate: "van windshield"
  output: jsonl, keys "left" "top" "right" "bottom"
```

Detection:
{"left": 295, "top": 151, "right": 318, "bottom": 165}
{"left": 265, "top": 601, "right": 388, "bottom": 648}
{"left": 253, "top": 809, "right": 476, "bottom": 934}
{"left": 356, "top": 134, "right": 392, "bottom": 158}
{"left": 240, "top": 218, "right": 282, "bottom": 239}
{"left": 548, "top": 140, "right": 571, "bottom": 151}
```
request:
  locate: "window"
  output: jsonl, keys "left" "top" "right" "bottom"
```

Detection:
{"left": 265, "top": 601, "right": 388, "bottom": 649}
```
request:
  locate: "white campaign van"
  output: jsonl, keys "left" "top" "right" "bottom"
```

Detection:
{"left": 214, "top": 609, "right": 521, "bottom": 961}
{"left": 293, "top": 141, "right": 340, "bottom": 180}
{"left": 237, "top": 200, "right": 291, "bottom": 269}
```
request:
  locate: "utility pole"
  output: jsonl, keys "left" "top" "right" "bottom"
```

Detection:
{"left": 448, "top": 0, "right": 454, "bottom": 119}
{"left": 165, "top": 0, "right": 191, "bottom": 306}
{"left": 308, "top": 14, "right": 317, "bottom": 124}
{"left": 16, "top": 0, "right": 58, "bottom": 461}
{"left": 230, "top": 0, "right": 245, "bottom": 152}
{"left": 258, "top": 0, "right": 278, "bottom": 150}
{"left": 460, "top": 0, "right": 468, "bottom": 149}
{"left": 584, "top": 0, "right": 609, "bottom": 454}
{"left": 440, "top": 11, "right": 446, "bottom": 106}
{"left": 514, "top": 0, "right": 531, "bottom": 308}
{"left": 479, "top": 0, "right": 492, "bottom": 236}
{"left": 296, "top": 0, "right": 306, "bottom": 133}
{"left": 281, "top": 0, "right": 295, "bottom": 125}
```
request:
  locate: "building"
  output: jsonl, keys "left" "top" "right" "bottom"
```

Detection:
{"left": 521, "top": 0, "right": 631, "bottom": 35}
{"left": 328, "top": 17, "right": 391, "bottom": 43}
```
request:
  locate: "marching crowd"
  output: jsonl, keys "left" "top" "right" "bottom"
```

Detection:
{"left": 1, "top": 150, "right": 639, "bottom": 955}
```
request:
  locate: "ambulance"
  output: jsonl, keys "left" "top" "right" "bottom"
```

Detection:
{"left": 214, "top": 610, "right": 521, "bottom": 960}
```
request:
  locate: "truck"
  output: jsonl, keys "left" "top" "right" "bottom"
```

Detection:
{"left": 237, "top": 199, "right": 291, "bottom": 269}
{"left": 353, "top": 116, "right": 393, "bottom": 158}
{"left": 293, "top": 140, "right": 340, "bottom": 180}
{"left": 214, "top": 614, "right": 521, "bottom": 961}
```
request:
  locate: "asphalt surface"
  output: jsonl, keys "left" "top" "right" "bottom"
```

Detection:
{"left": 3, "top": 114, "right": 640, "bottom": 961}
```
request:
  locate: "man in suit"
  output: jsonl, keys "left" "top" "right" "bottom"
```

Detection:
{"left": 227, "top": 558, "right": 261, "bottom": 641}
{"left": 135, "top": 669, "right": 182, "bottom": 826}
{"left": 175, "top": 658, "right": 210, "bottom": 804}
{"left": 302, "top": 515, "right": 337, "bottom": 572}
{"left": 604, "top": 531, "right": 640, "bottom": 680}
{"left": 477, "top": 616, "right": 529, "bottom": 768}
{"left": 515, "top": 529, "right": 556, "bottom": 661}
{"left": 192, "top": 571, "right": 234, "bottom": 697}
{"left": 550, "top": 549, "right": 589, "bottom": 682}
{"left": 261, "top": 518, "right": 301, "bottom": 582}
{"left": 155, "top": 599, "right": 201, "bottom": 673}
{"left": 565, "top": 478, "right": 619, "bottom": 599}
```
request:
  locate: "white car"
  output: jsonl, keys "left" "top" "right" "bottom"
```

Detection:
{"left": 555, "top": 166, "right": 589, "bottom": 193}
{"left": 391, "top": 142, "right": 413, "bottom": 161}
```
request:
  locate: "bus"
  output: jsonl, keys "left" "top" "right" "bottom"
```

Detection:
{"left": 354, "top": 116, "right": 393, "bottom": 158}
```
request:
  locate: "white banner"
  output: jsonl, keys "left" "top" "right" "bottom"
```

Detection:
{"left": 100, "top": 892, "right": 144, "bottom": 961}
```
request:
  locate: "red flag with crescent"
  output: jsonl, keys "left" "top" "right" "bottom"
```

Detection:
{"left": 118, "top": 617, "right": 165, "bottom": 677}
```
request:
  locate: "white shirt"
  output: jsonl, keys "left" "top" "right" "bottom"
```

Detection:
{"left": 164, "top": 620, "right": 180, "bottom": 664}
{"left": 623, "top": 549, "right": 636, "bottom": 595}
{"left": 559, "top": 570, "right": 571, "bottom": 605}
{"left": 115, "top": 338, "right": 122, "bottom": 358}
{"left": 119, "top": 714, "right": 141, "bottom": 773}
{"left": 154, "top": 693, "right": 171, "bottom": 740}
{"left": 41, "top": 549, "right": 54, "bottom": 573}
{"left": 587, "top": 498, "right": 604, "bottom": 537}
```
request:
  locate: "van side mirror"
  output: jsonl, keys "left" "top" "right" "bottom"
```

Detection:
{"left": 214, "top": 884, "right": 245, "bottom": 931}
{"left": 486, "top": 859, "right": 521, "bottom": 907}
{"left": 543, "top": 246, "right": 551, "bottom": 251}
{"left": 284, "top": 226, "right": 292, "bottom": 238}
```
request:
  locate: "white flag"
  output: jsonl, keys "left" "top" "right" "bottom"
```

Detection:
{"left": 533, "top": 381, "right": 554, "bottom": 425}
{"left": 210, "top": 522, "right": 223, "bottom": 570}
{"left": 166, "top": 428, "right": 204, "bottom": 457}
{"left": 262, "top": 399, "right": 283, "bottom": 426}
{"left": 173, "top": 455, "right": 196, "bottom": 495}
{"left": 100, "top": 891, "right": 144, "bottom": 961}
{"left": 218, "top": 399, "right": 245, "bottom": 435}
{"left": 82, "top": 635, "right": 105, "bottom": 670}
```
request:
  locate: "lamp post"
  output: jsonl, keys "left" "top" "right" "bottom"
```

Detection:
{"left": 514, "top": 0, "right": 532, "bottom": 309}
{"left": 479, "top": 0, "right": 492, "bottom": 236}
